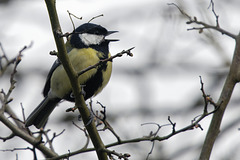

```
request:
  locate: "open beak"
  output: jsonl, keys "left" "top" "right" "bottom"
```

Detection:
{"left": 107, "top": 31, "right": 118, "bottom": 36}
{"left": 106, "top": 31, "right": 119, "bottom": 42}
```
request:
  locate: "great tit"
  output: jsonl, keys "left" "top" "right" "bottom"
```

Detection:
{"left": 25, "top": 23, "right": 117, "bottom": 129}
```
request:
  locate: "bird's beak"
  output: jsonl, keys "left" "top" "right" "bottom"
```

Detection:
{"left": 107, "top": 31, "right": 118, "bottom": 36}
{"left": 106, "top": 31, "right": 119, "bottom": 42}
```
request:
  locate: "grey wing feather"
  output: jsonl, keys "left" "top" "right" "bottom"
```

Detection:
{"left": 43, "top": 59, "right": 61, "bottom": 97}
{"left": 42, "top": 45, "right": 73, "bottom": 97}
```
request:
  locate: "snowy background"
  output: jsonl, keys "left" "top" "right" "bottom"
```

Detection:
{"left": 1, "top": 0, "right": 240, "bottom": 159}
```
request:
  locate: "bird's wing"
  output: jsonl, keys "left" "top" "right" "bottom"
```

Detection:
{"left": 42, "top": 59, "right": 61, "bottom": 97}
{"left": 42, "top": 40, "right": 73, "bottom": 97}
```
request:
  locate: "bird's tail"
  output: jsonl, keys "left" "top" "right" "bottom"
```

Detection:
{"left": 25, "top": 96, "right": 61, "bottom": 129}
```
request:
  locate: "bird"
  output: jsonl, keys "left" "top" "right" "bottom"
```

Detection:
{"left": 25, "top": 23, "right": 118, "bottom": 129}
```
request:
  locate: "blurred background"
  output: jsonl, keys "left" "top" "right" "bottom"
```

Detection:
{"left": 1, "top": 0, "right": 240, "bottom": 159}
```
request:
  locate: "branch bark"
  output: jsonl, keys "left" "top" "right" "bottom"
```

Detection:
{"left": 0, "top": 111, "right": 58, "bottom": 157}
{"left": 199, "top": 33, "right": 240, "bottom": 160}
{"left": 44, "top": 0, "right": 108, "bottom": 159}
{"left": 169, "top": 2, "right": 240, "bottom": 159}
{"left": 0, "top": 43, "right": 58, "bottom": 158}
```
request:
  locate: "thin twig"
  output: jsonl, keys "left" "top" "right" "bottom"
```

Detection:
{"left": 88, "top": 14, "right": 104, "bottom": 23}
{"left": 78, "top": 47, "right": 134, "bottom": 77}
{"left": 141, "top": 122, "right": 163, "bottom": 160}
{"left": 0, "top": 133, "right": 15, "bottom": 142}
{"left": 67, "top": 10, "right": 82, "bottom": 31}
{"left": 168, "top": 3, "right": 237, "bottom": 39}
{"left": 0, "top": 147, "right": 33, "bottom": 152}
{"left": 54, "top": 93, "right": 219, "bottom": 160}
{"left": 72, "top": 121, "right": 90, "bottom": 149}
{"left": 103, "top": 148, "right": 130, "bottom": 160}
{"left": 208, "top": 0, "right": 219, "bottom": 27}
{"left": 168, "top": 3, "right": 192, "bottom": 20}
{"left": 20, "top": 103, "right": 26, "bottom": 122}
{"left": 90, "top": 101, "right": 121, "bottom": 143}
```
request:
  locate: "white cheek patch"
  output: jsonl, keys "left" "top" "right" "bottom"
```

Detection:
{"left": 79, "top": 33, "right": 104, "bottom": 46}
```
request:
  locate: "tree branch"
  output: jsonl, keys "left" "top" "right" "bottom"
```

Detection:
{"left": 168, "top": 1, "right": 240, "bottom": 159}
{"left": 48, "top": 78, "right": 218, "bottom": 160}
{"left": 44, "top": 0, "right": 108, "bottom": 159}
{"left": 0, "top": 42, "right": 59, "bottom": 158}
{"left": 168, "top": 3, "right": 237, "bottom": 39}
{"left": 78, "top": 47, "right": 134, "bottom": 77}
{"left": 199, "top": 33, "right": 240, "bottom": 160}
{"left": 0, "top": 112, "right": 58, "bottom": 157}
{"left": 0, "top": 133, "right": 15, "bottom": 142}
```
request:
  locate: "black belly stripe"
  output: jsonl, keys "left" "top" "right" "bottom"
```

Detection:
{"left": 83, "top": 67, "right": 104, "bottom": 100}
{"left": 63, "top": 62, "right": 107, "bottom": 101}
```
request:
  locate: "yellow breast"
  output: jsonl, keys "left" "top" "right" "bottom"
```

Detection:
{"left": 50, "top": 48, "right": 112, "bottom": 99}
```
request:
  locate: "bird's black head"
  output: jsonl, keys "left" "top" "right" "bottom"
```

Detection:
{"left": 70, "top": 23, "right": 118, "bottom": 49}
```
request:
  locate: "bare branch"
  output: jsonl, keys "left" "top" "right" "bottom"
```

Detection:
{"left": 47, "top": 122, "right": 90, "bottom": 160}
{"left": 78, "top": 47, "right": 134, "bottom": 77}
{"left": 0, "top": 147, "right": 33, "bottom": 152}
{"left": 141, "top": 122, "right": 163, "bottom": 160}
{"left": 90, "top": 101, "right": 121, "bottom": 143}
{"left": 168, "top": 3, "right": 237, "bottom": 39}
{"left": 103, "top": 148, "right": 130, "bottom": 160}
{"left": 167, "top": 3, "right": 192, "bottom": 20}
{"left": 20, "top": 103, "right": 26, "bottom": 123}
{"left": 43, "top": 129, "right": 65, "bottom": 152}
{"left": 67, "top": 10, "right": 82, "bottom": 31}
{"left": 0, "top": 43, "right": 33, "bottom": 134}
{"left": 48, "top": 76, "right": 219, "bottom": 160}
{"left": 208, "top": 0, "right": 219, "bottom": 27}
{"left": 72, "top": 121, "right": 89, "bottom": 139}
{"left": 0, "top": 42, "right": 58, "bottom": 158}
{"left": 1, "top": 42, "right": 33, "bottom": 110}
{"left": 45, "top": 1, "right": 110, "bottom": 158}
{"left": 168, "top": 2, "right": 240, "bottom": 159}
{"left": 0, "top": 133, "right": 15, "bottom": 142}
{"left": 88, "top": 14, "right": 104, "bottom": 23}
{"left": 168, "top": 116, "right": 176, "bottom": 133}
